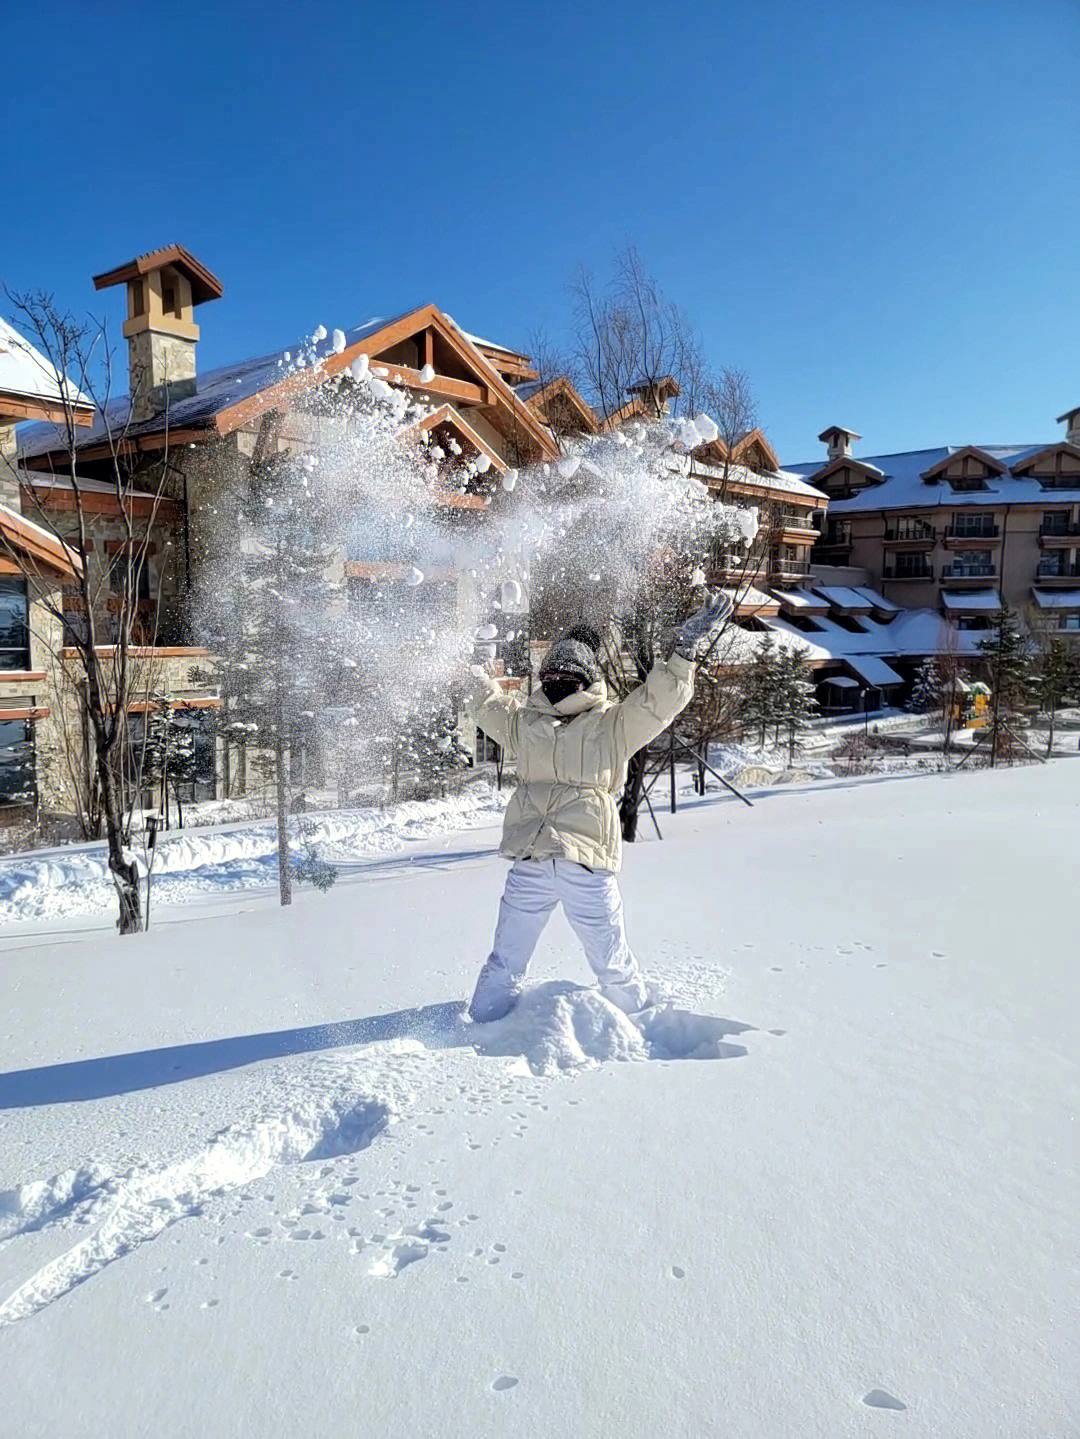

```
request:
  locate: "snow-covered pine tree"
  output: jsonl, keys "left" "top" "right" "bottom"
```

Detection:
{"left": 911, "top": 658, "right": 944, "bottom": 716}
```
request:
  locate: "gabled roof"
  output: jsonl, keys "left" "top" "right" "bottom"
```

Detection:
{"left": 920, "top": 446, "right": 1008, "bottom": 481}
{"left": 0, "top": 501, "right": 82, "bottom": 579}
{"left": 19, "top": 305, "right": 558, "bottom": 468}
{"left": 409, "top": 403, "right": 507, "bottom": 473}
{"left": 1007, "top": 441, "right": 1080, "bottom": 475}
{"left": 93, "top": 245, "right": 223, "bottom": 304}
{"left": 806, "top": 454, "right": 886, "bottom": 490}
{"left": 516, "top": 376, "right": 600, "bottom": 435}
{"left": 0, "top": 317, "right": 93, "bottom": 425}
{"left": 783, "top": 445, "right": 1080, "bottom": 513}
{"left": 694, "top": 427, "right": 780, "bottom": 474}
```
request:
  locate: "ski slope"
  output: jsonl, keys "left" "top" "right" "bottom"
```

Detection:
{"left": 1, "top": 763, "right": 1077, "bottom": 1437}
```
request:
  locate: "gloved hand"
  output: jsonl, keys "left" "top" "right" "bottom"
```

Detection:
{"left": 673, "top": 589, "right": 734, "bottom": 661}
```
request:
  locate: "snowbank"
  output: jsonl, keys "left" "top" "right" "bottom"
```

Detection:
{"left": 0, "top": 784, "right": 509, "bottom": 924}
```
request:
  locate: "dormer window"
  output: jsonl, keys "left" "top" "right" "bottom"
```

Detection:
{"left": 949, "top": 474, "right": 988, "bottom": 492}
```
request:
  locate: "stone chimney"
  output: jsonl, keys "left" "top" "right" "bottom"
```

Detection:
{"left": 818, "top": 425, "right": 861, "bottom": 461}
{"left": 93, "top": 246, "right": 223, "bottom": 421}
{"left": 1056, "top": 406, "right": 1080, "bottom": 446}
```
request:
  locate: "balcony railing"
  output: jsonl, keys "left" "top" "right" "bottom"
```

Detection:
{"left": 778, "top": 514, "right": 818, "bottom": 532}
{"left": 769, "top": 558, "right": 812, "bottom": 578}
{"left": 884, "top": 524, "right": 936, "bottom": 542}
{"left": 941, "top": 564, "right": 997, "bottom": 581}
{"left": 945, "top": 523, "right": 999, "bottom": 539}
{"left": 1039, "top": 520, "right": 1080, "bottom": 536}
{"left": 1036, "top": 560, "right": 1080, "bottom": 579}
{"left": 883, "top": 563, "right": 934, "bottom": 580}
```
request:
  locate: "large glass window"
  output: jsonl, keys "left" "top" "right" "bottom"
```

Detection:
{"left": 0, "top": 719, "right": 34, "bottom": 805}
{"left": 0, "top": 579, "right": 30, "bottom": 671}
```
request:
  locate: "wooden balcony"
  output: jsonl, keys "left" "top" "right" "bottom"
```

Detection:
{"left": 779, "top": 525, "right": 821, "bottom": 545}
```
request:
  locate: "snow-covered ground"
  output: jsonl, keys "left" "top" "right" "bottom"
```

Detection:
{"left": 1, "top": 762, "right": 1077, "bottom": 1436}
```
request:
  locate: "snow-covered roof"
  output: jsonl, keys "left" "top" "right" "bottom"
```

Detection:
{"left": 17, "top": 313, "right": 414, "bottom": 459}
{"left": 783, "top": 444, "right": 1080, "bottom": 512}
{"left": 825, "top": 675, "right": 860, "bottom": 688}
{"left": 940, "top": 588, "right": 1002, "bottom": 612}
{"left": 1031, "top": 587, "right": 1080, "bottom": 610}
{"left": 852, "top": 585, "right": 900, "bottom": 613}
{"left": 724, "top": 605, "right": 983, "bottom": 674}
{"left": 845, "top": 655, "right": 905, "bottom": 689}
{"left": 690, "top": 458, "right": 824, "bottom": 501}
{"left": 812, "top": 585, "right": 872, "bottom": 612}
{"left": 777, "top": 588, "right": 830, "bottom": 612}
{"left": 722, "top": 584, "right": 778, "bottom": 610}
{"left": 0, "top": 316, "right": 91, "bottom": 410}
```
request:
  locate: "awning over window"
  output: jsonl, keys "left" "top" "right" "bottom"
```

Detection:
{"left": 844, "top": 655, "right": 905, "bottom": 688}
{"left": 824, "top": 674, "right": 860, "bottom": 689}
{"left": 1031, "top": 587, "right": 1080, "bottom": 610}
{"left": 940, "top": 588, "right": 1002, "bottom": 612}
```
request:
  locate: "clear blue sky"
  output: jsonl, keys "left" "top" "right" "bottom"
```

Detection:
{"left": 5, "top": 0, "right": 1078, "bottom": 463}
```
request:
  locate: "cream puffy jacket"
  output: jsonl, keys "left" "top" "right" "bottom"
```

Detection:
{"left": 467, "top": 653, "right": 695, "bottom": 873}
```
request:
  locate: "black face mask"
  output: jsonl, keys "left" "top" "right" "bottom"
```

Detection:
{"left": 541, "top": 676, "right": 585, "bottom": 707}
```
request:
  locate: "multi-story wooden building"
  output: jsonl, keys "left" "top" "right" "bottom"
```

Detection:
{"left": 788, "top": 421, "right": 1080, "bottom": 634}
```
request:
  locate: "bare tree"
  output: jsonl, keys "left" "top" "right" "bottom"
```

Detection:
{"left": 698, "top": 368, "right": 757, "bottom": 501}
{"left": 570, "top": 245, "right": 705, "bottom": 426}
{"left": 1, "top": 292, "right": 178, "bottom": 932}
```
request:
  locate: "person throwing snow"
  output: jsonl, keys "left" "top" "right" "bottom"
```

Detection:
{"left": 465, "top": 591, "right": 733, "bottom": 1022}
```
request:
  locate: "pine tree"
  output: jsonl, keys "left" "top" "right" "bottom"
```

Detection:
{"left": 977, "top": 608, "right": 1033, "bottom": 766}
{"left": 911, "top": 658, "right": 944, "bottom": 716}
{"left": 775, "top": 646, "right": 818, "bottom": 764}
{"left": 197, "top": 448, "right": 346, "bottom": 904}
{"left": 1030, "top": 632, "right": 1078, "bottom": 757}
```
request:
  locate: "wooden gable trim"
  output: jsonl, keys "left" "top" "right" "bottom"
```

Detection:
{"left": 20, "top": 426, "right": 217, "bottom": 471}
{"left": 210, "top": 306, "right": 557, "bottom": 459}
{"left": 0, "top": 391, "right": 94, "bottom": 427}
{"left": 21, "top": 482, "right": 183, "bottom": 521}
{"left": 523, "top": 377, "right": 600, "bottom": 434}
{"left": 733, "top": 428, "right": 780, "bottom": 472}
{"left": 1009, "top": 442, "right": 1080, "bottom": 476}
{"left": 0, "top": 509, "right": 82, "bottom": 580}
{"left": 410, "top": 404, "right": 508, "bottom": 472}
{"left": 920, "top": 446, "right": 1007, "bottom": 481}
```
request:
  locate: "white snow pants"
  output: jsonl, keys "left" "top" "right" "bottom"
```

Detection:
{"left": 468, "top": 858, "right": 648, "bottom": 1022}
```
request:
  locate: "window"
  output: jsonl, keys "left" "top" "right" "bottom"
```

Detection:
{"left": 948, "top": 475, "right": 988, "bottom": 492}
{"left": 1042, "top": 511, "right": 1071, "bottom": 535}
{"left": 1061, "top": 614, "right": 1080, "bottom": 631}
{"left": 0, "top": 719, "right": 34, "bottom": 805}
{"left": 110, "top": 552, "right": 153, "bottom": 605}
{"left": 946, "top": 550, "right": 994, "bottom": 577}
{"left": 891, "top": 517, "right": 935, "bottom": 541}
{"left": 951, "top": 512, "right": 996, "bottom": 537}
{"left": 0, "top": 579, "right": 30, "bottom": 671}
{"left": 893, "top": 551, "right": 932, "bottom": 578}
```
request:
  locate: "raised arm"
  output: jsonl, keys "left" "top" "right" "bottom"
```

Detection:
{"left": 612, "top": 652, "right": 696, "bottom": 757}
{"left": 464, "top": 667, "right": 524, "bottom": 754}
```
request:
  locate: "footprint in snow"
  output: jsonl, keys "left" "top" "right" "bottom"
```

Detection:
{"left": 863, "top": 1389, "right": 906, "bottom": 1411}
{"left": 492, "top": 1376, "right": 519, "bottom": 1392}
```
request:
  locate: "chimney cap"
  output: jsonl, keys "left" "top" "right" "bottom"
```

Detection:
{"left": 627, "top": 374, "right": 681, "bottom": 398}
{"left": 93, "top": 245, "right": 223, "bottom": 305}
{"left": 1055, "top": 406, "right": 1080, "bottom": 425}
{"left": 817, "top": 425, "right": 861, "bottom": 444}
